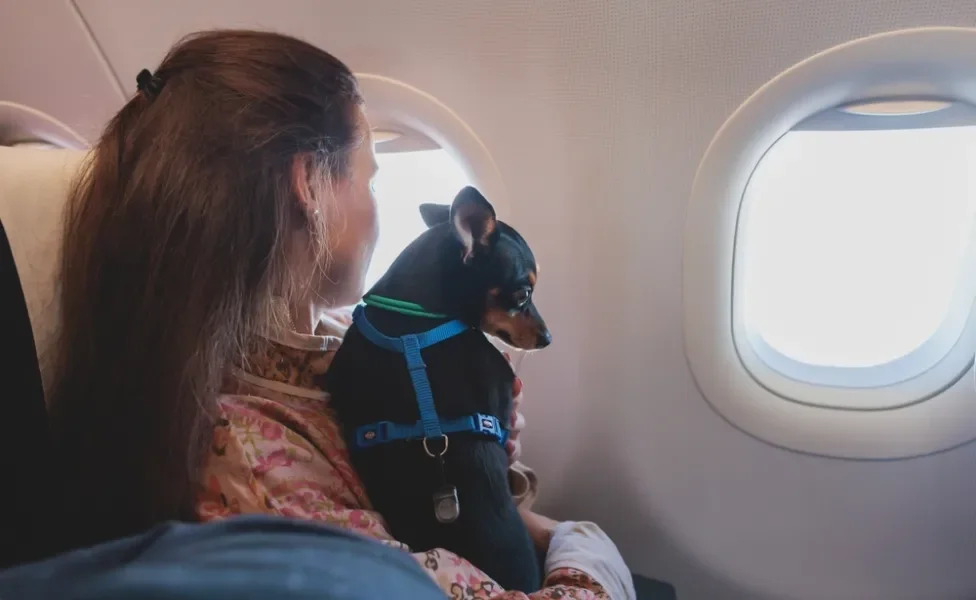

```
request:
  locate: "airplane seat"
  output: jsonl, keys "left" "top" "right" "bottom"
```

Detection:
{"left": 0, "top": 146, "right": 88, "bottom": 569}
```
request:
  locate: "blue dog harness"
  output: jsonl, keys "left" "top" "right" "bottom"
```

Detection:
{"left": 349, "top": 303, "right": 510, "bottom": 455}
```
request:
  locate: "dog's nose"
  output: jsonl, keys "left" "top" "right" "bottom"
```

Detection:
{"left": 536, "top": 330, "right": 552, "bottom": 348}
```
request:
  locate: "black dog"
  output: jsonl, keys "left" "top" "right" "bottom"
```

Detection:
{"left": 323, "top": 186, "right": 551, "bottom": 592}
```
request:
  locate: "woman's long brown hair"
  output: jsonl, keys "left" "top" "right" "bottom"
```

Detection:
{"left": 48, "top": 30, "right": 362, "bottom": 549}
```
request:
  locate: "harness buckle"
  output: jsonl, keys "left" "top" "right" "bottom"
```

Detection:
{"left": 474, "top": 413, "right": 497, "bottom": 436}
{"left": 359, "top": 422, "right": 392, "bottom": 447}
{"left": 422, "top": 434, "right": 449, "bottom": 458}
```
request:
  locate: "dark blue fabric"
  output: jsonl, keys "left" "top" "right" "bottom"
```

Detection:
{"left": 0, "top": 515, "right": 446, "bottom": 600}
{"left": 0, "top": 513, "right": 677, "bottom": 599}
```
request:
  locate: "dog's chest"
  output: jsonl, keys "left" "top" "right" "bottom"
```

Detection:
{"left": 325, "top": 326, "right": 514, "bottom": 431}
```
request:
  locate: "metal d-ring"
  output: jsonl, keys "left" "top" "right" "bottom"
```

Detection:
{"left": 422, "top": 435, "right": 449, "bottom": 457}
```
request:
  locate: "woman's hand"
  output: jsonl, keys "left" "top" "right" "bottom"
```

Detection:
{"left": 505, "top": 356, "right": 560, "bottom": 555}
{"left": 519, "top": 506, "right": 560, "bottom": 553}
{"left": 503, "top": 352, "right": 525, "bottom": 465}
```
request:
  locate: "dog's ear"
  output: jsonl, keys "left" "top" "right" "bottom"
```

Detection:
{"left": 450, "top": 186, "right": 497, "bottom": 263}
{"left": 419, "top": 203, "right": 451, "bottom": 228}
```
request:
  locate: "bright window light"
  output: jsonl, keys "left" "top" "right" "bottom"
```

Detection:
{"left": 365, "top": 149, "right": 471, "bottom": 289}
{"left": 739, "top": 125, "right": 976, "bottom": 368}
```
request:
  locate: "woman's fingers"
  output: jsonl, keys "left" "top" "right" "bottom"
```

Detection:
{"left": 504, "top": 352, "right": 525, "bottom": 465}
{"left": 519, "top": 507, "right": 559, "bottom": 553}
{"left": 505, "top": 439, "right": 521, "bottom": 463}
{"left": 510, "top": 406, "right": 525, "bottom": 433}
{"left": 507, "top": 381, "right": 525, "bottom": 464}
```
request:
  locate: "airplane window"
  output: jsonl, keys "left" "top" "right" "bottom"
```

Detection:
{"left": 737, "top": 119, "right": 976, "bottom": 370}
{"left": 685, "top": 29, "right": 976, "bottom": 458}
{"left": 365, "top": 148, "right": 471, "bottom": 289}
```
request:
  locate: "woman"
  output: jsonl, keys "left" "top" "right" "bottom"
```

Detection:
{"left": 49, "top": 29, "right": 635, "bottom": 600}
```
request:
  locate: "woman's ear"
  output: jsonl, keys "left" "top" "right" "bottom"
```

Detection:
{"left": 291, "top": 154, "right": 320, "bottom": 219}
{"left": 450, "top": 186, "right": 498, "bottom": 263}
{"left": 419, "top": 203, "right": 451, "bottom": 228}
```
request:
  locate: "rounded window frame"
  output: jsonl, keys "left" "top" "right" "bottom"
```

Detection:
{"left": 356, "top": 73, "right": 508, "bottom": 217}
{"left": 683, "top": 27, "right": 976, "bottom": 459}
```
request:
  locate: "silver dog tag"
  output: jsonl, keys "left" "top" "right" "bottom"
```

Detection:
{"left": 433, "top": 485, "right": 460, "bottom": 523}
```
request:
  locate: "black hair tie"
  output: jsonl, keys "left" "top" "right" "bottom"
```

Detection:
{"left": 136, "top": 68, "right": 164, "bottom": 101}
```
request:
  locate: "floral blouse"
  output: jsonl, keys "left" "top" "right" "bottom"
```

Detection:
{"left": 196, "top": 309, "right": 611, "bottom": 599}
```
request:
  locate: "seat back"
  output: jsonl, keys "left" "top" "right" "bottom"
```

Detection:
{"left": 0, "top": 216, "right": 49, "bottom": 569}
{"left": 0, "top": 147, "right": 89, "bottom": 568}
{"left": 0, "top": 147, "right": 88, "bottom": 397}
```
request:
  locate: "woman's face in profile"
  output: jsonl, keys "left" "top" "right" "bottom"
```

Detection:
{"left": 321, "top": 108, "right": 380, "bottom": 307}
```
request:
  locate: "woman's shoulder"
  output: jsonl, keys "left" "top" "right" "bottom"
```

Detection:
{"left": 201, "top": 388, "right": 391, "bottom": 539}
{"left": 227, "top": 306, "right": 354, "bottom": 399}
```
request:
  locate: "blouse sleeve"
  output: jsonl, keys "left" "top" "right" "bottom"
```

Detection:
{"left": 415, "top": 547, "right": 612, "bottom": 599}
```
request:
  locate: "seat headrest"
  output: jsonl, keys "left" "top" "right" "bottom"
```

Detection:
{"left": 0, "top": 147, "right": 91, "bottom": 399}
{"left": 0, "top": 102, "right": 88, "bottom": 149}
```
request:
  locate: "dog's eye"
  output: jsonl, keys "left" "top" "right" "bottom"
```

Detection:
{"left": 513, "top": 288, "right": 531, "bottom": 308}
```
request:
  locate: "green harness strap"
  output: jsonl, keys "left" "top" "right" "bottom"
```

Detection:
{"left": 362, "top": 294, "right": 448, "bottom": 319}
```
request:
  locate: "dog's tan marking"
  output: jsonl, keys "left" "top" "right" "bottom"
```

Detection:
{"left": 482, "top": 308, "right": 541, "bottom": 350}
